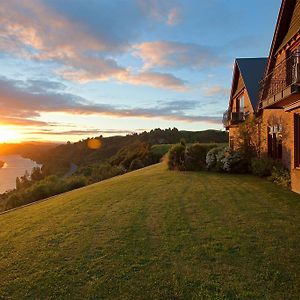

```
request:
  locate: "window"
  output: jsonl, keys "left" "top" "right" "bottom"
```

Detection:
{"left": 236, "top": 95, "right": 244, "bottom": 113}
{"left": 239, "top": 95, "right": 244, "bottom": 112}
{"left": 295, "top": 114, "right": 300, "bottom": 167}
{"left": 267, "top": 124, "right": 283, "bottom": 160}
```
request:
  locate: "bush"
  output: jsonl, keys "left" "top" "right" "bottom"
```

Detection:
{"left": 129, "top": 158, "right": 144, "bottom": 171}
{"left": 206, "top": 146, "right": 226, "bottom": 170}
{"left": 221, "top": 151, "right": 249, "bottom": 173}
{"left": 185, "top": 143, "right": 217, "bottom": 171}
{"left": 89, "top": 162, "right": 123, "bottom": 183}
{"left": 206, "top": 146, "right": 249, "bottom": 173}
{"left": 269, "top": 164, "right": 291, "bottom": 188}
{"left": 251, "top": 156, "right": 276, "bottom": 177}
{"left": 65, "top": 176, "right": 87, "bottom": 190}
{"left": 167, "top": 144, "right": 186, "bottom": 171}
{"left": 216, "top": 147, "right": 231, "bottom": 171}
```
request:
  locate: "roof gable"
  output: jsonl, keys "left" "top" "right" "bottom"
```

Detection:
{"left": 278, "top": 0, "right": 300, "bottom": 50}
{"left": 264, "top": 0, "right": 300, "bottom": 75}
{"left": 229, "top": 58, "right": 267, "bottom": 111}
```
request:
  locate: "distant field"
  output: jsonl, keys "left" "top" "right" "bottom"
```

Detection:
{"left": 0, "top": 163, "right": 300, "bottom": 299}
{"left": 151, "top": 144, "right": 172, "bottom": 156}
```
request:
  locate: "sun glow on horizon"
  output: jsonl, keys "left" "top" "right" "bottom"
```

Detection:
{"left": 0, "top": 127, "right": 22, "bottom": 143}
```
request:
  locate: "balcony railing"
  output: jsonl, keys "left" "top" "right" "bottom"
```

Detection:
{"left": 223, "top": 110, "right": 245, "bottom": 128}
{"left": 231, "top": 112, "right": 245, "bottom": 123}
{"left": 259, "top": 51, "right": 300, "bottom": 108}
{"left": 223, "top": 110, "right": 229, "bottom": 128}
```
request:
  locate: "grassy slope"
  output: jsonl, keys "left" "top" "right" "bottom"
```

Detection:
{"left": 0, "top": 163, "right": 300, "bottom": 299}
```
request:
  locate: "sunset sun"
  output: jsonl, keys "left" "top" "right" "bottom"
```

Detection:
{"left": 0, "top": 127, "right": 21, "bottom": 143}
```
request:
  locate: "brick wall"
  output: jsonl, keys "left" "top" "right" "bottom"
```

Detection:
{"left": 260, "top": 107, "right": 300, "bottom": 193}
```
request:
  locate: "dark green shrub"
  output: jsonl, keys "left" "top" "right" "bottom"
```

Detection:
{"left": 129, "top": 158, "right": 144, "bottom": 171}
{"left": 90, "top": 162, "right": 123, "bottom": 183}
{"left": 30, "top": 182, "right": 50, "bottom": 201}
{"left": 180, "top": 138, "right": 186, "bottom": 147}
{"left": 251, "top": 156, "right": 276, "bottom": 177}
{"left": 167, "top": 144, "right": 186, "bottom": 171}
{"left": 65, "top": 176, "right": 87, "bottom": 190}
{"left": 185, "top": 143, "right": 217, "bottom": 171}
{"left": 269, "top": 164, "right": 291, "bottom": 188}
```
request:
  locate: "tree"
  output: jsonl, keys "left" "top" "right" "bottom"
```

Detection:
{"left": 31, "top": 167, "right": 44, "bottom": 181}
{"left": 236, "top": 116, "right": 260, "bottom": 159}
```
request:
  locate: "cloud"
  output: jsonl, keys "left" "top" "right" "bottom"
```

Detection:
{"left": 0, "top": 117, "right": 48, "bottom": 127}
{"left": 0, "top": 0, "right": 186, "bottom": 90}
{"left": 119, "top": 71, "right": 187, "bottom": 91}
{"left": 29, "top": 129, "right": 142, "bottom": 136}
{"left": 0, "top": 76, "right": 221, "bottom": 126}
{"left": 137, "top": 0, "right": 182, "bottom": 26}
{"left": 167, "top": 7, "right": 182, "bottom": 26}
{"left": 134, "top": 41, "right": 224, "bottom": 70}
{"left": 202, "top": 85, "right": 230, "bottom": 97}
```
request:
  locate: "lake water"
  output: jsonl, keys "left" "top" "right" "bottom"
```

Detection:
{"left": 0, "top": 155, "right": 41, "bottom": 194}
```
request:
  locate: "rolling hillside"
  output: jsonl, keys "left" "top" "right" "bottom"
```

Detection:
{"left": 1, "top": 163, "right": 300, "bottom": 299}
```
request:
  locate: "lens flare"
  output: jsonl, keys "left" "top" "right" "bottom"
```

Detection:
{"left": 87, "top": 138, "right": 102, "bottom": 149}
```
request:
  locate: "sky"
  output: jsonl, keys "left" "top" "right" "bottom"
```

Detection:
{"left": 0, "top": 0, "right": 281, "bottom": 142}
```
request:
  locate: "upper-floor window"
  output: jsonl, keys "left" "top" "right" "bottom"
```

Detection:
{"left": 235, "top": 94, "right": 244, "bottom": 113}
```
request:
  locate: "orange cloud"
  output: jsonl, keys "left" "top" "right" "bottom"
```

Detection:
{"left": 0, "top": 117, "right": 48, "bottom": 127}
{"left": 134, "top": 41, "right": 224, "bottom": 70}
{"left": 202, "top": 85, "right": 230, "bottom": 97}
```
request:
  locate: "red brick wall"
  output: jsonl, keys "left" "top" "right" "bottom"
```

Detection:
{"left": 260, "top": 107, "right": 300, "bottom": 193}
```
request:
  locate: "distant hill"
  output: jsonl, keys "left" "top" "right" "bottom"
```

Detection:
{"left": 33, "top": 128, "right": 228, "bottom": 174}
{"left": 0, "top": 141, "right": 58, "bottom": 160}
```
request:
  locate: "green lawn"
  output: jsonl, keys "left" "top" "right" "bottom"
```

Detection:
{"left": 1, "top": 163, "right": 300, "bottom": 299}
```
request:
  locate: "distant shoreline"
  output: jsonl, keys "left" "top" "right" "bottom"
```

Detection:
{"left": 0, "top": 161, "right": 4, "bottom": 168}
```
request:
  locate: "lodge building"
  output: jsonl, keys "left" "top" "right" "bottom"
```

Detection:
{"left": 225, "top": 0, "right": 300, "bottom": 193}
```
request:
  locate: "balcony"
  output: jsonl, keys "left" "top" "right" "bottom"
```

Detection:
{"left": 259, "top": 51, "right": 300, "bottom": 109}
{"left": 223, "top": 110, "right": 245, "bottom": 129}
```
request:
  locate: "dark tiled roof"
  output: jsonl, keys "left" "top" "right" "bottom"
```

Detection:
{"left": 236, "top": 58, "right": 268, "bottom": 110}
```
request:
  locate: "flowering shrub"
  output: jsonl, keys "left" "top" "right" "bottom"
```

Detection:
{"left": 206, "top": 146, "right": 249, "bottom": 173}
{"left": 206, "top": 146, "right": 226, "bottom": 170}
{"left": 221, "top": 151, "right": 249, "bottom": 173}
